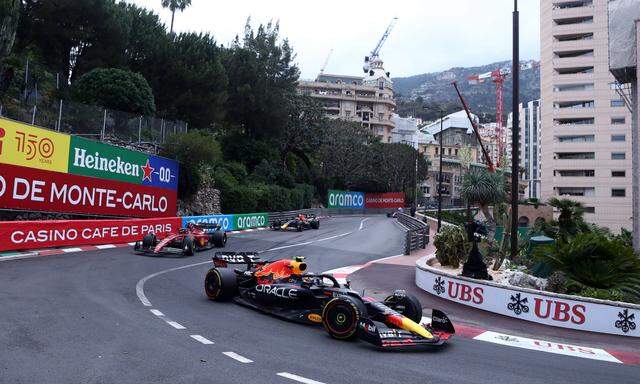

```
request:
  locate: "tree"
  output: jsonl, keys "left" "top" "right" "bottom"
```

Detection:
{"left": 160, "top": 0, "right": 191, "bottom": 34}
{"left": 547, "top": 197, "right": 585, "bottom": 241}
{"left": 0, "top": 0, "right": 20, "bottom": 63}
{"left": 72, "top": 67, "right": 155, "bottom": 115}
{"left": 461, "top": 169, "right": 506, "bottom": 234}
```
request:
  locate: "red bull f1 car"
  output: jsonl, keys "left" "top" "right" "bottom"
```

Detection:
{"left": 271, "top": 214, "right": 320, "bottom": 231}
{"left": 134, "top": 222, "right": 227, "bottom": 256}
{"left": 204, "top": 252, "right": 455, "bottom": 349}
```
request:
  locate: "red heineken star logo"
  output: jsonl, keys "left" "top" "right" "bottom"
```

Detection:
{"left": 141, "top": 159, "right": 154, "bottom": 182}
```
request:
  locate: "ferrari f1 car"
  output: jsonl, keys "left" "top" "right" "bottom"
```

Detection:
{"left": 134, "top": 222, "right": 227, "bottom": 256}
{"left": 204, "top": 252, "right": 455, "bottom": 349}
{"left": 271, "top": 214, "right": 320, "bottom": 231}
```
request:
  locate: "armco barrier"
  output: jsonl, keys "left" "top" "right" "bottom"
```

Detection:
{"left": 416, "top": 255, "right": 640, "bottom": 337}
{"left": 397, "top": 213, "right": 430, "bottom": 255}
{"left": 0, "top": 217, "right": 180, "bottom": 251}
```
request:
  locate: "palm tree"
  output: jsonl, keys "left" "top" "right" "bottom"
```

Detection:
{"left": 161, "top": 0, "right": 192, "bottom": 34}
{"left": 461, "top": 169, "right": 506, "bottom": 234}
{"left": 547, "top": 197, "right": 584, "bottom": 240}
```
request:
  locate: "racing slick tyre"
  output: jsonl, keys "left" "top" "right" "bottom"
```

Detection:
{"left": 297, "top": 223, "right": 303, "bottom": 232}
{"left": 182, "top": 236, "right": 195, "bottom": 256}
{"left": 384, "top": 293, "right": 422, "bottom": 324}
{"left": 142, "top": 233, "right": 157, "bottom": 248}
{"left": 310, "top": 220, "right": 319, "bottom": 229}
{"left": 322, "top": 296, "right": 368, "bottom": 340}
{"left": 204, "top": 268, "right": 238, "bottom": 301}
{"left": 211, "top": 231, "right": 227, "bottom": 248}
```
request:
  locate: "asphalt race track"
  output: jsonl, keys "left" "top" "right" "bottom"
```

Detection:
{"left": 0, "top": 215, "right": 637, "bottom": 384}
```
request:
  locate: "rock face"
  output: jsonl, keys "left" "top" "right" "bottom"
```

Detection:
{"left": 177, "top": 174, "right": 221, "bottom": 216}
{"left": 498, "top": 270, "right": 547, "bottom": 291}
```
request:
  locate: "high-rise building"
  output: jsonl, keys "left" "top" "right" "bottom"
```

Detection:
{"left": 518, "top": 100, "right": 542, "bottom": 199}
{"left": 540, "top": 0, "right": 632, "bottom": 232}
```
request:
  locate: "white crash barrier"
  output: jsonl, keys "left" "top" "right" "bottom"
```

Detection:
{"left": 416, "top": 255, "right": 639, "bottom": 337}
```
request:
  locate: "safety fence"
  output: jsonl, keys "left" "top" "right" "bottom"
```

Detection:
{"left": 397, "top": 213, "right": 430, "bottom": 255}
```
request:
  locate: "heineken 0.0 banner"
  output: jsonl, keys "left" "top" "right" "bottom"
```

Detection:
{"left": 327, "top": 190, "right": 365, "bottom": 209}
{"left": 0, "top": 117, "right": 178, "bottom": 217}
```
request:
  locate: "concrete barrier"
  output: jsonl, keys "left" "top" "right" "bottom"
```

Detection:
{"left": 416, "top": 254, "right": 639, "bottom": 337}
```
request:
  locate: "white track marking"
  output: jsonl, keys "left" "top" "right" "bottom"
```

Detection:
{"left": 277, "top": 372, "right": 326, "bottom": 384}
{"left": 127, "top": 242, "right": 136, "bottom": 246}
{"left": 95, "top": 244, "right": 116, "bottom": 249}
{"left": 265, "top": 241, "right": 314, "bottom": 252}
{"left": 136, "top": 260, "right": 211, "bottom": 306}
{"left": 62, "top": 247, "right": 83, "bottom": 253}
{"left": 166, "top": 321, "right": 186, "bottom": 330}
{"left": 359, "top": 218, "right": 369, "bottom": 230}
{"left": 150, "top": 309, "right": 164, "bottom": 316}
{"left": 222, "top": 352, "right": 253, "bottom": 363}
{"left": 190, "top": 335, "right": 214, "bottom": 345}
{"left": 314, "top": 232, "right": 352, "bottom": 242}
{"left": 473, "top": 331, "right": 621, "bottom": 364}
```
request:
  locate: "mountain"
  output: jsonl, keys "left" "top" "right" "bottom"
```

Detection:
{"left": 392, "top": 60, "right": 540, "bottom": 123}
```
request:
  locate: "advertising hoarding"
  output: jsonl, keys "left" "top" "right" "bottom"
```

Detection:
{"left": 364, "top": 192, "right": 405, "bottom": 209}
{"left": 327, "top": 190, "right": 365, "bottom": 209}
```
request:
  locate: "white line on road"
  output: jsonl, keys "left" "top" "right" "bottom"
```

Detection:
{"left": 190, "top": 335, "right": 214, "bottom": 344}
{"left": 359, "top": 218, "right": 369, "bottom": 230}
{"left": 136, "top": 260, "right": 211, "bottom": 306}
{"left": 222, "top": 351, "right": 253, "bottom": 363}
{"left": 95, "top": 244, "right": 116, "bottom": 249}
{"left": 150, "top": 309, "right": 164, "bottom": 317}
{"left": 62, "top": 247, "right": 83, "bottom": 253}
{"left": 314, "top": 232, "right": 352, "bottom": 242}
{"left": 277, "top": 372, "right": 326, "bottom": 384}
{"left": 166, "top": 321, "right": 186, "bottom": 330}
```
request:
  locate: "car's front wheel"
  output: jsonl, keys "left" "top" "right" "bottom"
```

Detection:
{"left": 182, "top": 236, "right": 195, "bottom": 256}
{"left": 383, "top": 292, "right": 423, "bottom": 324}
{"left": 322, "top": 296, "right": 367, "bottom": 340}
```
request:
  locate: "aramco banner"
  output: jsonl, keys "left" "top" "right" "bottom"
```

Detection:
{"left": 328, "top": 190, "right": 405, "bottom": 209}
{"left": 327, "top": 190, "right": 365, "bottom": 209}
{"left": 0, "top": 117, "right": 178, "bottom": 217}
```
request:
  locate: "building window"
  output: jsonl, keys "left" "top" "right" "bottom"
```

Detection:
{"left": 611, "top": 99, "right": 625, "bottom": 108}
{"left": 554, "top": 118, "right": 594, "bottom": 125}
{"left": 611, "top": 152, "right": 626, "bottom": 160}
{"left": 557, "top": 135, "right": 594, "bottom": 143}
{"left": 554, "top": 16, "right": 593, "bottom": 25}
{"left": 612, "top": 170, "right": 626, "bottom": 177}
{"left": 556, "top": 66, "right": 593, "bottom": 75}
{"left": 556, "top": 169, "right": 594, "bottom": 177}
{"left": 554, "top": 49, "right": 593, "bottom": 59}
{"left": 557, "top": 187, "right": 595, "bottom": 197}
{"left": 612, "top": 188, "right": 626, "bottom": 197}
{"left": 345, "top": 110, "right": 351, "bottom": 117}
{"left": 611, "top": 117, "right": 626, "bottom": 125}
{"left": 553, "top": 83, "right": 593, "bottom": 92}
{"left": 583, "top": 207, "right": 595, "bottom": 214}
{"left": 554, "top": 100, "right": 594, "bottom": 109}
{"left": 556, "top": 152, "right": 595, "bottom": 160}
{"left": 611, "top": 134, "right": 625, "bottom": 142}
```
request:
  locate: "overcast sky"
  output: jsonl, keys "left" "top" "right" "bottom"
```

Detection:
{"left": 129, "top": 0, "right": 540, "bottom": 79}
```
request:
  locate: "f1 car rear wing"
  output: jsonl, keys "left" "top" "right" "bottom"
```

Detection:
{"left": 213, "top": 252, "right": 260, "bottom": 269}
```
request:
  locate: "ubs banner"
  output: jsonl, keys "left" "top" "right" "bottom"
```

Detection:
{"left": 0, "top": 118, "right": 178, "bottom": 217}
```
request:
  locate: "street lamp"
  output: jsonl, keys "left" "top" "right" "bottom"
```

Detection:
{"left": 437, "top": 110, "right": 444, "bottom": 232}
{"left": 510, "top": 0, "right": 520, "bottom": 259}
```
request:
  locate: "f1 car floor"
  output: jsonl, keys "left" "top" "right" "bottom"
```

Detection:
{"left": 0, "top": 216, "right": 637, "bottom": 384}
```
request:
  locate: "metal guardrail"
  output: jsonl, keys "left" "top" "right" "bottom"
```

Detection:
{"left": 397, "top": 213, "right": 430, "bottom": 255}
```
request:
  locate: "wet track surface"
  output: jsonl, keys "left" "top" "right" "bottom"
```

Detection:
{"left": 0, "top": 215, "right": 637, "bottom": 384}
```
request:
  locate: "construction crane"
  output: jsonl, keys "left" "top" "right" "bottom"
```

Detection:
{"left": 319, "top": 49, "right": 333, "bottom": 75}
{"left": 363, "top": 17, "right": 398, "bottom": 73}
{"left": 467, "top": 61, "right": 538, "bottom": 167}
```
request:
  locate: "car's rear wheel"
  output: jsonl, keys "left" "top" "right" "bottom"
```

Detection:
{"left": 322, "top": 296, "right": 367, "bottom": 340}
{"left": 142, "top": 233, "right": 157, "bottom": 248}
{"left": 204, "top": 268, "right": 237, "bottom": 301}
{"left": 384, "top": 292, "right": 422, "bottom": 324}
{"left": 310, "top": 220, "right": 319, "bottom": 229}
{"left": 297, "top": 223, "right": 303, "bottom": 232}
{"left": 210, "top": 231, "right": 227, "bottom": 247}
{"left": 182, "top": 236, "right": 195, "bottom": 256}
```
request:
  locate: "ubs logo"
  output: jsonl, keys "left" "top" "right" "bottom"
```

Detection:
{"left": 15, "top": 130, "right": 54, "bottom": 162}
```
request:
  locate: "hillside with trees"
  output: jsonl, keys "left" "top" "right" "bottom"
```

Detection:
{"left": 0, "top": 0, "right": 427, "bottom": 214}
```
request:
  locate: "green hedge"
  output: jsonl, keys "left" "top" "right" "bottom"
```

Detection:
{"left": 220, "top": 182, "right": 315, "bottom": 213}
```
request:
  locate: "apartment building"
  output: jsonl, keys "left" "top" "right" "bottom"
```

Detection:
{"left": 508, "top": 100, "right": 543, "bottom": 199}
{"left": 297, "top": 64, "right": 396, "bottom": 142}
{"left": 540, "top": 0, "right": 632, "bottom": 232}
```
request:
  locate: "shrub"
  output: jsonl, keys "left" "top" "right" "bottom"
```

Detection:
{"left": 533, "top": 233, "right": 640, "bottom": 301}
{"left": 433, "top": 225, "right": 470, "bottom": 268}
{"left": 579, "top": 288, "right": 626, "bottom": 303}
{"left": 545, "top": 271, "right": 568, "bottom": 294}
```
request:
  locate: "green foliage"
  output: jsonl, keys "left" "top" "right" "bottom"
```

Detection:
{"left": 533, "top": 233, "right": 640, "bottom": 301}
{"left": 423, "top": 209, "right": 478, "bottom": 226}
{"left": 72, "top": 67, "right": 155, "bottom": 115}
{"left": 461, "top": 170, "right": 506, "bottom": 207}
{"left": 545, "top": 271, "right": 568, "bottom": 294}
{"left": 160, "top": 130, "right": 221, "bottom": 199}
{"left": 547, "top": 197, "right": 585, "bottom": 240}
{"left": 0, "top": 0, "right": 20, "bottom": 63}
{"left": 433, "top": 226, "right": 470, "bottom": 268}
{"left": 578, "top": 288, "right": 627, "bottom": 303}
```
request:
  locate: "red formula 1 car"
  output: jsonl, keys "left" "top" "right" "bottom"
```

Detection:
{"left": 134, "top": 223, "right": 227, "bottom": 256}
{"left": 204, "top": 252, "right": 455, "bottom": 349}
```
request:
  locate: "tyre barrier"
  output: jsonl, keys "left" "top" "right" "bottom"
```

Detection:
{"left": 416, "top": 254, "right": 640, "bottom": 337}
